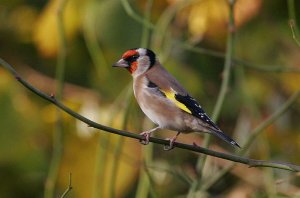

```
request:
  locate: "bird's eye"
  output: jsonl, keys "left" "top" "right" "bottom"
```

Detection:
{"left": 125, "top": 55, "right": 139, "bottom": 63}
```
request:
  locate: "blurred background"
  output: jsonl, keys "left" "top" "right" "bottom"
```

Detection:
{"left": 0, "top": 0, "right": 300, "bottom": 197}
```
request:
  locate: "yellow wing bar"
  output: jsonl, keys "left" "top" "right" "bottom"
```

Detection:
{"left": 161, "top": 90, "right": 192, "bottom": 114}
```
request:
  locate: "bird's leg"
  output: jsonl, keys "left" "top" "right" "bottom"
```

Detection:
{"left": 164, "top": 132, "right": 181, "bottom": 151}
{"left": 139, "top": 126, "right": 160, "bottom": 145}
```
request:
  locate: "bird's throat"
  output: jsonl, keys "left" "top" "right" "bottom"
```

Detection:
{"left": 128, "top": 62, "right": 138, "bottom": 74}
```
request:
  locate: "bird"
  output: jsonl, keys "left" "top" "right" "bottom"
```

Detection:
{"left": 112, "top": 48, "right": 240, "bottom": 150}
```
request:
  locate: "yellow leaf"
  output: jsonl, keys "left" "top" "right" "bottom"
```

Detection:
{"left": 33, "top": 0, "right": 82, "bottom": 57}
{"left": 186, "top": 0, "right": 262, "bottom": 43}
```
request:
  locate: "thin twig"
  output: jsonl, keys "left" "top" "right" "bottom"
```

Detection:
{"left": 287, "top": 0, "right": 300, "bottom": 46}
{"left": 92, "top": 84, "right": 133, "bottom": 198}
{"left": 135, "top": 144, "right": 155, "bottom": 198}
{"left": 192, "top": 1, "right": 236, "bottom": 194}
{"left": 120, "top": 0, "right": 155, "bottom": 29}
{"left": 92, "top": 134, "right": 110, "bottom": 198}
{"left": 60, "top": 173, "right": 73, "bottom": 198}
{"left": 198, "top": 1, "right": 300, "bottom": 190}
{"left": 137, "top": 2, "right": 156, "bottom": 195}
{"left": 122, "top": 0, "right": 300, "bottom": 72}
{"left": 234, "top": 58, "right": 300, "bottom": 72}
{"left": 152, "top": 0, "right": 198, "bottom": 61}
{"left": 45, "top": 0, "right": 68, "bottom": 197}
{"left": 179, "top": 42, "right": 300, "bottom": 73}
{"left": 1, "top": 58, "right": 300, "bottom": 173}
{"left": 200, "top": 87, "right": 300, "bottom": 191}
{"left": 147, "top": 165, "right": 193, "bottom": 186}
{"left": 82, "top": 1, "right": 109, "bottom": 79}
{"left": 143, "top": 159, "right": 159, "bottom": 198}
{"left": 289, "top": 19, "right": 300, "bottom": 47}
{"left": 109, "top": 91, "right": 132, "bottom": 198}
{"left": 140, "top": 0, "right": 153, "bottom": 48}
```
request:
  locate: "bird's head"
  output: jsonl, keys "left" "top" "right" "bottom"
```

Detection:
{"left": 112, "top": 48, "right": 156, "bottom": 77}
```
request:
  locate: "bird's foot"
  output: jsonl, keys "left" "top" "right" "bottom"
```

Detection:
{"left": 193, "top": 142, "right": 199, "bottom": 147}
{"left": 139, "top": 131, "right": 151, "bottom": 145}
{"left": 163, "top": 132, "right": 180, "bottom": 151}
{"left": 163, "top": 138, "right": 175, "bottom": 151}
{"left": 139, "top": 127, "right": 160, "bottom": 145}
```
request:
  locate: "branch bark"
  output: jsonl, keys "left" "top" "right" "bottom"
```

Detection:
{"left": 1, "top": 58, "right": 300, "bottom": 172}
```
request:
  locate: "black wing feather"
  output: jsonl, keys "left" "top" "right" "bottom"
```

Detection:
{"left": 146, "top": 80, "right": 240, "bottom": 148}
{"left": 174, "top": 94, "right": 220, "bottom": 130}
{"left": 175, "top": 94, "right": 241, "bottom": 148}
{"left": 147, "top": 80, "right": 219, "bottom": 131}
{"left": 147, "top": 80, "right": 166, "bottom": 97}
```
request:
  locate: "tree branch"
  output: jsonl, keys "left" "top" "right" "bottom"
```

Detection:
{"left": 1, "top": 58, "right": 300, "bottom": 172}
{"left": 60, "top": 173, "right": 72, "bottom": 198}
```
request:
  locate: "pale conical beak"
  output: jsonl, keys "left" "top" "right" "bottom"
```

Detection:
{"left": 112, "top": 59, "right": 129, "bottom": 68}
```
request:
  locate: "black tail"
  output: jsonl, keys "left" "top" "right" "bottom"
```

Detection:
{"left": 212, "top": 129, "right": 241, "bottom": 148}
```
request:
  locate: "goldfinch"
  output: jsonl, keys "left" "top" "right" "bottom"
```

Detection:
{"left": 113, "top": 48, "right": 240, "bottom": 150}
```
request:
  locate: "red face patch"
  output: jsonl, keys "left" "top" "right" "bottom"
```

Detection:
{"left": 122, "top": 50, "right": 138, "bottom": 60}
{"left": 122, "top": 49, "right": 139, "bottom": 74}
{"left": 128, "top": 61, "right": 138, "bottom": 74}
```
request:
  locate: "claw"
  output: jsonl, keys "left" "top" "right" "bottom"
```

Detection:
{"left": 163, "top": 138, "right": 175, "bottom": 151}
{"left": 193, "top": 142, "right": 199, "bottom": 147}
{"left": 163, "top": 132, "right": 180, "bottom": 151}
{"left": 139, "top": 132, "right": 150, "bottom": 145}
{"left": 138, "top": 127, "right": 160, "bottom": 146}
{"left": 50, "top": 93, "right": 56, "bottom": 99}
{"left": 15, "top": 76, "right": 21, "bottom": 81}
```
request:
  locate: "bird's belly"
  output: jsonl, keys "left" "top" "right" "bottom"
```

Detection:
{"left": 139, "top": 104, "right": 164, "bottom": 126}
{"left": 138, "top": 97, "right": 188, "bottom": 131}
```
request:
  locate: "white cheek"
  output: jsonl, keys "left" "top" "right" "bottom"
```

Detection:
{"left": 132, "top": 57, "right": 150, "bottom": 77}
